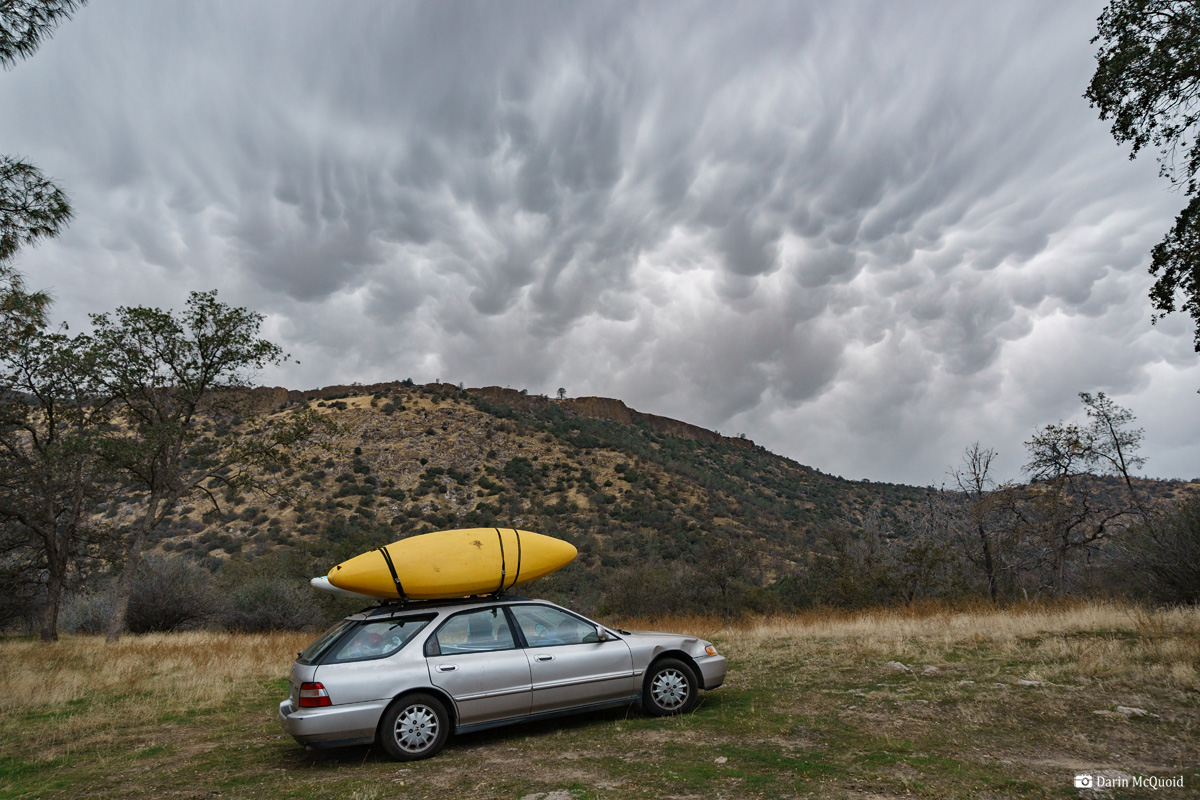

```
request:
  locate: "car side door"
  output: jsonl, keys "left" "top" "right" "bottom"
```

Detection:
{"left": 507, "top": 604, "right": 636, "bottom": 714}
{"left": 425, "top": 607, "right": 532, "bottom": 726}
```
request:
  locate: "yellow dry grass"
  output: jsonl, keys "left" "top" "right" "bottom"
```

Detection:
{"left": 7, "top": 631, "right": 310, "bottom": 712}
{"left": 4, "top": 601, "right": 1196, "bottom": 765}
{"left": 618, "top": 599, "right": 1200, "bottom": 691}
{"left": 9, "top": 602, "right": 1196, "bottom": 717}
{"left": 2, "top": 631, "right": 312, "bottom": 758}
{"left": 2, "top": 601, "right": 1197, "bottom": 798}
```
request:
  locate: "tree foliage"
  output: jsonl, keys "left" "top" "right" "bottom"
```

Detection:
{"left": 0, "top": 2, "right": 89, "bottom": 638}
{"left": 1147, "top": 193, "right": 1200, "bottom": 347}
{"left": 0, "top": 290, "right": 315, "bottom": 640}
{"left": 0, "top": 263, "right": 51, "bottom": 344}
{"left": 1021, "top": 392, "right": 1146, "bottom": 592}
{"left": 0, "top": 327, "right": 113, "bottom": 640}
{"left": 0, "top": 160, "right": 70, "bottom": 342}
{"left": 0, "top": 0, "right": 86, "bottom": 68}
{"left": 87, "top": 290, "right": 322, "bottom": 640}
{"left": 1087, "top": 0, "right": 1200, "bottom": 349}
{"left": 0, "top": 157, "right": 71, "bottom": 265}
{"left": 0, "top": 0, "right": 80, "bottom": 339}
{"left": 0, "top": 2, "right": 82, "bottom": 330}
{"left": 1024, "top": 392, "right": 1145, "bottom": 486}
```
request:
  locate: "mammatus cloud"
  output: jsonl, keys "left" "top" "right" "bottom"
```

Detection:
{"left": 1, "top": 0, "right": 1195, "bottom": 484}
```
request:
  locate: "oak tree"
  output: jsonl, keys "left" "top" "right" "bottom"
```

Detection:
{"left": 90, "top": 290, "right": 319, "bottom": 641}
{"left": 0, "top": 328, "right": 113, "bottom": 640}
{"left": 1087, "top": 0, "right": 1200, "bottom": 349}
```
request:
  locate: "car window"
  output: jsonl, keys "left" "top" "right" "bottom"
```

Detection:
{"left": 510, "top": 605, "right": 599, "bottom": 648}
{"left": 326, "top": 617, "right": 432, "bottom": 663}
{"left": 429, "top": 608, "right": 517, "bottom": 656}
{"left": 298, "top": 620, "right": 355, "bottom": 665}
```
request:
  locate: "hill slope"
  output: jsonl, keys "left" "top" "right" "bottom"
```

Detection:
{"left": 147, "top": 380, "right": 1197, "bottom": 614}
{"left": 151, "top": 381, "right": 936, "bottom": 609}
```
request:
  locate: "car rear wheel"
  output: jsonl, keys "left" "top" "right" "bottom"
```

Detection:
{"left": 643, "top": 657, "right": 699, "bottom": 716}
{"left": 379, "top": 693, "right": 449, "bottom": 761}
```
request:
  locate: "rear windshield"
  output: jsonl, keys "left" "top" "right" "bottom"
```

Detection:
{"left": 299, "top": 615, "right": 435, "bottom": 665}
{"left": 298, "top": 620, "right": 355, "bottom": 665}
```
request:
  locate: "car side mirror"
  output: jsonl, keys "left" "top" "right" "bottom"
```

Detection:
{"left": 595, "top": 626, "right": 610, "bottom": 642}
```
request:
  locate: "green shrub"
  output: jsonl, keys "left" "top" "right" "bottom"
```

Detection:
{"left": 504, "top": 456, "right": 536, "bottom": 487}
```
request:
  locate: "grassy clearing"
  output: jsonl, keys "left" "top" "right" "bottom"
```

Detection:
{"left": 2, "top": 601, "right": 1197, "bottom": 799}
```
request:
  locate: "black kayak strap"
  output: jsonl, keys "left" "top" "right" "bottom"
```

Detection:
{"left": 512, "top": 529, "right": 522, "bottom": 587}
{"left": 377, "top": 546, "right": 406, "bottom": 600}
{"left": 494, "top": 528, "right": 506, "bottom": 594}
{"left": 495, "top": 528, "right": 523, "bottom": 594}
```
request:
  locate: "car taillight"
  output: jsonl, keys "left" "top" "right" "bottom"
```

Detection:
{"left": 299, "top": 682, "right": 332, "bottom": 708}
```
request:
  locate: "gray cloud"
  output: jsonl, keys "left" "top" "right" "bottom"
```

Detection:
{"left": 1, "top": 0, "right": 1196, "bottom": 484}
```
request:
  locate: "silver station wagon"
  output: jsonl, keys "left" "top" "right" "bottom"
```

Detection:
{"left": 279, "top": 597, "right": 727, "bottom": 760}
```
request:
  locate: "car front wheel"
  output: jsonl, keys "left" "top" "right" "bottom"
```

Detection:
{"left": 379, "top": 693, "right": 449, "bottom": 761}
{"left": 643, "top": 658, "right": 699, "bottom": 716}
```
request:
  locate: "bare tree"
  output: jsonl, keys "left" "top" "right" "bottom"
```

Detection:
{"left": 1022, "top": 392, "right": 1147, "bottom": 593}
{"left": 949, "top": 443, "right": 999, "bottom": 598}
{"left": 1112, "top": 497, "right": 1200, "bottom": 604}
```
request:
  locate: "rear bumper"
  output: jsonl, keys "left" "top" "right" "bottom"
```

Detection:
{"left": 278, "top": 698, "right": 385, "bottom": 747}
{"left": 696, "top": 654, "right": 727, "bottom": 691}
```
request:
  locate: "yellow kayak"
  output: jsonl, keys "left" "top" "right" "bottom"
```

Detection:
{"left": 324, "top": 527, "right": 577, "bottom": 600}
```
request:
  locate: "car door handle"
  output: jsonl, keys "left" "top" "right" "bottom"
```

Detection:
{"left": 535, "top": 655, "right": 555, "bottom": 662}
{"left": 436, "top": 664, "right": 459, "bottom": 672}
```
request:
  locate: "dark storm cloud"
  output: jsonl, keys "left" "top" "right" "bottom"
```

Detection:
{"left": 1, "top": 0, "right": 1196, "bottom": 483}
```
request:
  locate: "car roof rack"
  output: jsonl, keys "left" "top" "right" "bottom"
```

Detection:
{"left": 358, "top": 595, "right": 533, "bottom": 618}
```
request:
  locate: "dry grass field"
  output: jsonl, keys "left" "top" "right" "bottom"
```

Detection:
{"left": 1, "top": 601, "right": 1196, "bottom": 799}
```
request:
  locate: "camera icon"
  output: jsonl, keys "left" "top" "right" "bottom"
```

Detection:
{"left": 1075, "top": 774, "right": 1094, "bottom": 788}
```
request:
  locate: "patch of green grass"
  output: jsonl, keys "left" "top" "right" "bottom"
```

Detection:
{"left": 20, "top": 696, "right": 93, "bottom": 724}
{"left": 0, "top": 755, "right": 71, "bottom": 783}
{"left": 132, "top": 744, "right": 171, "bottom": 759}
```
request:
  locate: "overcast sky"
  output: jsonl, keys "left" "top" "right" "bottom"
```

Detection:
{"left": 2, "top": 0, "right": 1196, "bottom": 485}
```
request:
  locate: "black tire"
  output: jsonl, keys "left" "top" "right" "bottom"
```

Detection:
{"left": 642, "top": 657, "right": 699, "bottom": 716}
{"left": 378, "top": 693, "right": 450, "bottom": 761}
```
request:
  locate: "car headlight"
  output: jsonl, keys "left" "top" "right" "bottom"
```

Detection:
{"left": 704, "top": 644, "right": 718, "bottom": 656}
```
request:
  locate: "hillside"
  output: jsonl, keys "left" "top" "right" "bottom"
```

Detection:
{"left": 137, "top": 380, "right": 1197, "bottom": 615}
{"left": 145, "top": 381, "right": 937, "bottom": 610}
